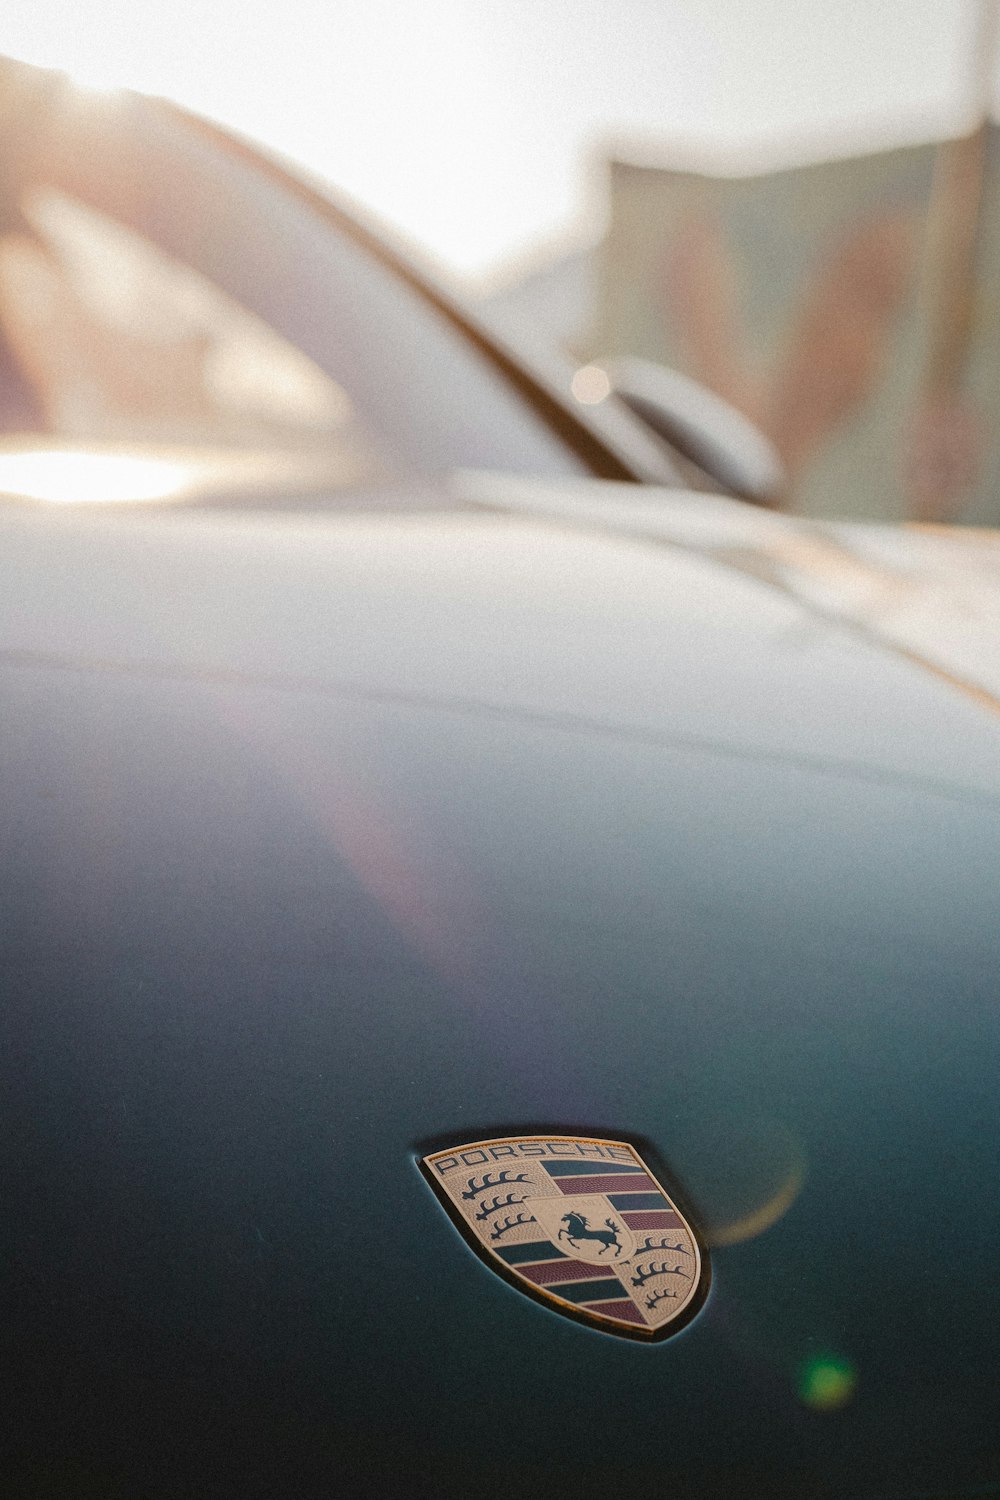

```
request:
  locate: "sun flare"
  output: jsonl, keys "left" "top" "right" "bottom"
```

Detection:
{"left": 0, "top": 449, "right": 191, "bottom": 503}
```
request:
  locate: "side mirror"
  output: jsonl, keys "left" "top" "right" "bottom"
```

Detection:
{"left": 599, "top": 356, "right": 784, "bottom": 505}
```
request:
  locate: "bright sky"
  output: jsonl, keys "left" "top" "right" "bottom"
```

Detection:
{"left": 1, "top": 0, "right": 990, "bottom": 284}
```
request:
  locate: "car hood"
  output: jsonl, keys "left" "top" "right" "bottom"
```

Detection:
{"left": 461, "top": 470, "right": 1000, "bottom": 711}
{"left": 3, "top": 478, "right": 999, "bottom": 1498}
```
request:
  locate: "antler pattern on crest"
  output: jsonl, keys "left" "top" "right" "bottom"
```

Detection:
{"left": 489, "top": 1212, "right": 535, "bottom": 1241}
{"left": 461, "top": 1172, "right": 530, "bottom": 1201}
{"left": 474, "top": 1193, "right": 526, "bottom": 1222}
{"left": 636, "top": 1236, "right": 691, "bottom": 1256}
{"left": 645, "top": 1287, "right": 679, "bottom": 1312}
{"left": 630, "top": 1261, "right": 690, "bottom": 1289}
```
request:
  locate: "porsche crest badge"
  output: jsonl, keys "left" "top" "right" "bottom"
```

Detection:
{"left": 422, "top": 1134, "right": 707, "bottom": 1340}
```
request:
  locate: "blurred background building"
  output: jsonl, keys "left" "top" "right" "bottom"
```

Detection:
{"left": 488, "top": 3, "right": 1000, "bottom": 524}
{"left": 593, "top": 131, "right": 1000, "bottom": 524}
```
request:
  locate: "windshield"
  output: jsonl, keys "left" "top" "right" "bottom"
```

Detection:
{"left": 0, "top": 60, "right": 668, "bottom": 501}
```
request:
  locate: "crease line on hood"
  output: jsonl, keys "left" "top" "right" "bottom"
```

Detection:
{"left": 3, "top": 643, "right": 1000, "bottom": 815}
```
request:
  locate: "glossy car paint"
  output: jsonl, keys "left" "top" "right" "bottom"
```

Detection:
{"left": 3, "top": 487, "right": 999, "bottom": 1498}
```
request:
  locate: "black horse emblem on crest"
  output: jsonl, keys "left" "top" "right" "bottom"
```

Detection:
{"left": 558, "top": 1211, "right": 624, "bottom": 1258}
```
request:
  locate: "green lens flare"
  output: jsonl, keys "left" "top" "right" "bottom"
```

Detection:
{"left": 797, "top": 1355, "right": 857, "bottom": 1411}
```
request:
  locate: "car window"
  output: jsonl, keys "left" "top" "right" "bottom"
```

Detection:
{"left": 0, "top": 188, "right": 390, "bottom": 490}
{"left": 0, "top": 81, "right": 626, "bottom": 496}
